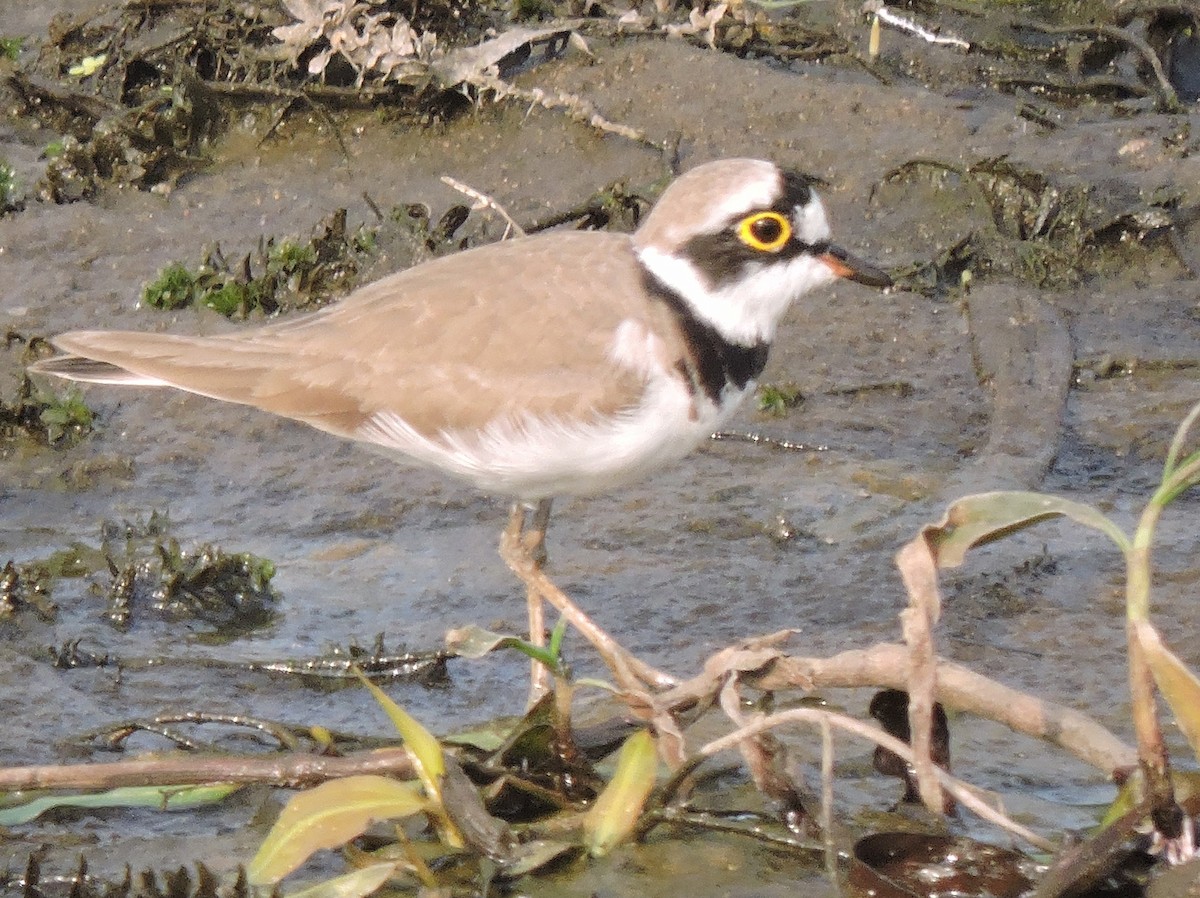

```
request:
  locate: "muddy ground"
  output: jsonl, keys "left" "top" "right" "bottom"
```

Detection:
{"left": 1, "top": 0, "right": 1199, "bottom": 894}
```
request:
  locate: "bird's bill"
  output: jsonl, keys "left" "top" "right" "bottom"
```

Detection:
{"left": 819, "top": 245, "right": 892, "bottom": 288}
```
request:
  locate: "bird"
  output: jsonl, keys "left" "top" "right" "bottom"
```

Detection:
{"left": 29, "top": 158, "right": 890, "bottom": 695}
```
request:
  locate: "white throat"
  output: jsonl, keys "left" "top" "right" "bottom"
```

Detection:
{"left": 637, "top": 244, "right": 838, "bottom": 345}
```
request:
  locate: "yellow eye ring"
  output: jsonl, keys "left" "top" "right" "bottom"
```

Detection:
{"left": 737, "top": 212, "right": 792, "bottom": 253}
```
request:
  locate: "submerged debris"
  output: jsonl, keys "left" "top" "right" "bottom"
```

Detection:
{"left": 138, "top": 201, "right": 471, "bottom": 318}
{"left": 0, "top": 560, "right": 56, "bottom": 621}
{"left": 850, "top": 832, "right": 1038, "bottom": 898}
{"left": 11, "top": 68, "right": 222, "bottom": 202}
{"left": 248, "top": 632, "right": 451, "bottom": 684}
{"left": 0, "top": 856, "right": 250, "bottom": 898}
{"left": 0, "top": 159, "right": 23, "bottom": 214}
{"left": 101, "top": 515, "right": 278, "bottom": 634}
{"left": 2, "top": 511, "right": 280, "bottom": 635}
{"left": 48, "top": 638, "right": 114, "bottom": 670}
{"left": 881, "top": 156, "right": 1192, "bottom": 293}
{"left": 0, "top": 371, "right": 93, "bottom": 447}
{"left": 868, "top": 688, "right": 954, "bottom": 813}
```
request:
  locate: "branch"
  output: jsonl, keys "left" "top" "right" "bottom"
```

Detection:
{"left": 659, "top": 639, "right": 1135, "bottom": 775}
{"left": 0, "top": 746, "right": 414, "bottom": 792}
{"left": 700, "top": 707, "right": 1058, "bottom": 852}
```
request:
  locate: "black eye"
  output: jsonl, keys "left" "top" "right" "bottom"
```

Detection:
{"left": 737, "top": 212, "right": 792, "bottom": 252}
{"left": 751, "top": 216, "right": 783, "bottom": 244}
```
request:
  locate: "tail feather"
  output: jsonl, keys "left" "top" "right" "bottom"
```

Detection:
{"left": 27, "top": 354, "right": 170, "bottom": 386}
{"left": 28, "top": 330, "right": 372, "bottom": 440}
{"left": 33, "top": 331, "right": 282, "bottom": 400}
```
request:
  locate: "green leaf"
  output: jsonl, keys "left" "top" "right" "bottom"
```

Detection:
{"left": 440, "top": 722, "right": 510, "bottom": 753}
{"left": 349, "top": 670, "right": 470, "bottom": 852}
{"left": 278, "top": 862, "right": 398, "bottom": 898}
{"left": 1135, "top": 621, "right": 1200, "bottom": 762}
{"left": 445, "top": 623, "right": 565, "bottom": 670}
{"left": 1162, "top": 399, "right": 1200, "bottom": 478}
{"left": 0, "top": 37, "right": 23, "bottom": 62}
{"left": 248, "top": 775, "right": 426, "bottom": 886}
{"left": 1099, "top": 772, "right": 1139, "bottom": 828}
{"left": 583, "top": 729, "right": 657, "bottom": 857}
{"left": 0, "top": 783, "right": 239, "bottom": 825}
{"left": 445, "top": 625, "right": 525, "bottom": 659}
{"left": 1100, "top": 768, "right": 1200, "bottom": 828}
{"left": 922, "top": 491, "right": 1130, "bottom": 566}
{"left": 142, "top": 262, "right": 198, "bottom": 310}
{"left": 203, "top": 281, "right": 249, "bottom": 317}
{"left": 1158, "top": 449, "right": 1200, "bottom": 505}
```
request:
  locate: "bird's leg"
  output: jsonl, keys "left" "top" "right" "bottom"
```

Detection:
{"left": 506, "top": 502, "right": 551, "bottom": 703}
{"left": 524, "top": 499, "right": 555, "bottom": 704}
{"left": 500, "top": 501, "right": 676, "bottom": 696}
{"left": 523, "top": 498, "right": 552, "bottom": 567}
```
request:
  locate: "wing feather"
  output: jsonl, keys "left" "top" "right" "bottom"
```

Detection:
{"left": 29, "top": 231, "right": 683, "bottom": 447}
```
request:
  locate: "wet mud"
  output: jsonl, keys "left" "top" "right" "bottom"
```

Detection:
{"left": 1, "top": 0, "right": 1199, "bottom": 892}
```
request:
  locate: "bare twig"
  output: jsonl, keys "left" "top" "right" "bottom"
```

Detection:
{"left": 896, "top": 536, "right": 947, "bottom": 815}
{"left": 658, "top": 639, "right": 1135, "bottom": 775}
{"left": 709, "top": 430, "right": 833, "bottom": 452}
{"left": 1024, "top": 20, "right": 1180, "bottom": 110}
{"left": 717, "top": 674, "right": 808, "bottom": 826}
{"left": 700, "top": 707, "right": 1059, "bottom": 852}
{"left": 862, "top": 3, "right": 970, "bottom": 50}
{"left": 0, "top": 746, "right": 414, "bottom": 792}
{"left": 464, "top": 70, "right": 663, "bottom": 152}
{"left": 819, "top": 718, "right": 838, "bottom": 886}
{"left": 440, "top": 176, "right": 526, "bottom": 239}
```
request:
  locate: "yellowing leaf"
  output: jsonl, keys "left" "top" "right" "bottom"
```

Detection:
{"left": 583, "top": 729, "right": 657, "bottom": 857}
{"left": 445, "top": 624, "right": 524, "bottom": 659}
{"left": 920, "top": 491, "right": 1130, "bottom": 567}
{"left": 248, "top": 775, "right": 426, "bottom": 886}
{"left": 1136, "top": 621, "right": 1200, "bottom": 762}
{"left": 67, "top": 54, "right": 106, "bottom": 77}
{"left": 352, "top": 668, "right": 444, "bottom": 790}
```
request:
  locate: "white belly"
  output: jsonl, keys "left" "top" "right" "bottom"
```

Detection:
{"left": 357, "top": 376, "right": 752, "bottom": 501}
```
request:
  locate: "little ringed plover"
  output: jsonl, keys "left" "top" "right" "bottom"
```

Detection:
{"left": 30, "top": 157, "right": 891, "bottom": 693}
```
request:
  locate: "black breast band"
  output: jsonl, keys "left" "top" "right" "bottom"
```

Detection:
{"left": 640, "top": 269, "right": 770, "bottom": 404}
